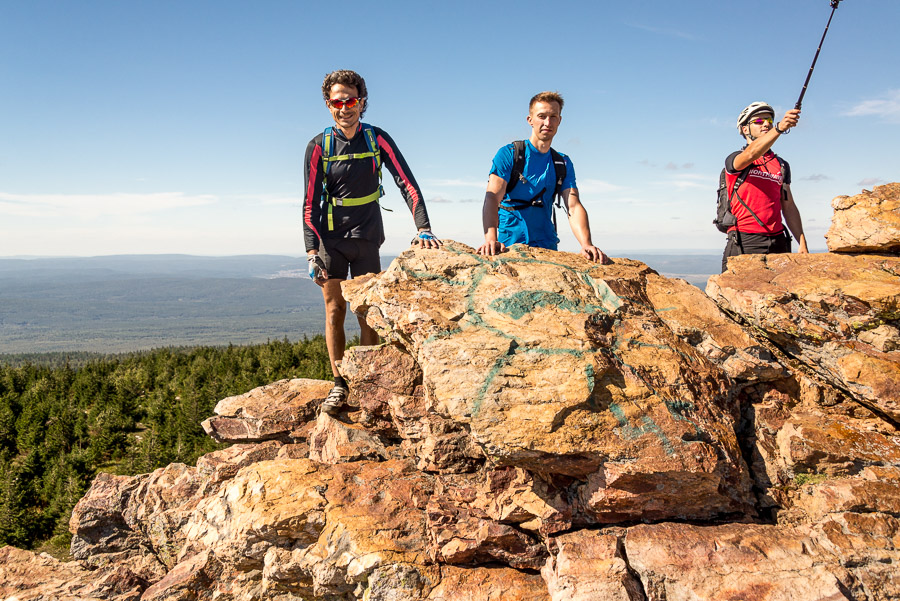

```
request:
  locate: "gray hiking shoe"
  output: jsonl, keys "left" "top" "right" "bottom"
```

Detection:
{"left": 321, "top": 385, "right": 349, "bottom": 415}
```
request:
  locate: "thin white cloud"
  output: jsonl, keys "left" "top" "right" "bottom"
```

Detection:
{"left": 259, "top": 195, "right": 301, "bottom": 206}
{"left": 0, "top": 192, "right": 217, "bottom": 219}
{"left": 424, "top": 178, "right": 486, "bottom": 188}
{"left": 844, "top": 90, "right": 900, "bottom": 123}
{"left": 857, "top": 178, "right": 886, "bottom": 187}
{"left": 651, "top": 173, "right": 710, "bottom": 190}
{"left": 577, "top": 179, "right": 624, "bottom": 194}
{"left": 665, "top": 162, "right": 695, "bottom": 171}
{"left": 626, "top": 22, "right": 695, "bottom": 40}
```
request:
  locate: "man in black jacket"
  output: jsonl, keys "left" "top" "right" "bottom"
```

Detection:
{"left": 303, "top": 69, "right": 440, "bottom": 412}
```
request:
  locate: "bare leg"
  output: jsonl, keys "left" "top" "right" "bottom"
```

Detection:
{"left": 322, "top": 279, "right": 347, "bottom": 378}
{"left": 357, "top": 314, "right": 379, "bottom": 346}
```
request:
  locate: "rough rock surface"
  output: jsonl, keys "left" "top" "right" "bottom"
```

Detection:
{"left": 707, "top": 252, "right": 900, "bottom": 422}
{"left": 344, "top": 243, "right": 754, "bottom": 521}
{"left": 826, "top": 183, "right": 900, "bottom": 253}
{"left": 4, "top": 224, "right": 899, "bottom": 599}
{"left": 202, "top": 378, "right": 332, "bottom": 443}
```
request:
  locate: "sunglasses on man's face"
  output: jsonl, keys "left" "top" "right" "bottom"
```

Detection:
{"left": 750, "top": 117, "right": 774, "bottom": 126}
{"left": 328, "top": 97, "right": 362, "bottom": 110}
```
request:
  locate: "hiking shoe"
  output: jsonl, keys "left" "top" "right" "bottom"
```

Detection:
{"left": 321, "top": 385, "right": 349, "bottom": 415}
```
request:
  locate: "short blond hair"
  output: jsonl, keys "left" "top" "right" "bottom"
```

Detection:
{"left": 529, "top": 91, "right": 564, "bottom": 112}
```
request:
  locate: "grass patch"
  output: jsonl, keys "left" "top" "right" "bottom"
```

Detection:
{"left": 794, "top": 471, "right": 829, "bottom": 486}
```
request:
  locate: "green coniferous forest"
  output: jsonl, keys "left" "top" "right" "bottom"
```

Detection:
{"left": 0, "top": 336, "right": 331, "bottom": 554}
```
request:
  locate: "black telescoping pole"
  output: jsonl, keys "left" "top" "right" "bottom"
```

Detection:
{"left": 795, "top": 0, "right": 843, "bottom": 110}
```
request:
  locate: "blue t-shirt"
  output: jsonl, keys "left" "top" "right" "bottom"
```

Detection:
{"left": 490, "top": 140, "right": 577, "bottom": 250}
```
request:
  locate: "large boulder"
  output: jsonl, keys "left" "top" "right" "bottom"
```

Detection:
{"left": 343, "top": 243, "right": 755, "bottom": 522}
{"left": 826, "top": 182, "right": 900, "bottom": 253}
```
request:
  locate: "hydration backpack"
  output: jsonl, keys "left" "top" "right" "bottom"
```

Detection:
{"left": 321, "top": 123, "right": 384, "bottom": 231}
{"left": 504, "top": 140, "right": 570, "bottom": 230}
{"left": 714, "top": 155, "right": 784, "bottom": 233}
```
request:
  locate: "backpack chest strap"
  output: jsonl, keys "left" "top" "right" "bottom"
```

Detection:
{"left": 326, "top": 189, "right": 383, "bottom": 231}
{"left": 323, "top": 150, "right": 378, "bottom": 164}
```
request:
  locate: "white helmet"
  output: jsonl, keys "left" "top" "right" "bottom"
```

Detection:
{"left": 737, "top": 102, "right": 775, "bottom": 129}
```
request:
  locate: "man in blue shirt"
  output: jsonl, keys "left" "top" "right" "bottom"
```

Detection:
{"left": 477, "top": 91, "right": 608, "bottom": 263}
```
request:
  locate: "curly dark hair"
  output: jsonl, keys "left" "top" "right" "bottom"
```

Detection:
{"left": 322, "top": 69, "right": 368, "bottom": 117}
{"left": 529, "top": 91, "right": 565, "bottom": 112}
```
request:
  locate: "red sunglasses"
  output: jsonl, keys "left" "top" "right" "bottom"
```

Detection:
{"left": 328, "top": 97, "right": 362, "bottom": 109}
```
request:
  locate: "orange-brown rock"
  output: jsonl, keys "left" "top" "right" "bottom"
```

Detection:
{"left": 708, "top": 252, "right": 900, "bottom": 421}
{"left": 625, "top": 522, "right": 852, "bottom": 600}
{"left": 826, "top": 183, "right": 900, "bottom": 253}
{"left": 201, "top": 378, "right": 331, "bottom": 443}
{"left": 784, "top": 466, "right": 900, "bottom": 523}
{"left": 341, "top": 343, "right": 486, "bottom": 473}
{"left": 0, "top": 546, "right": 144, "bottom": 601}
{"left": 308, "top": 411, "right": 391, "bottom": 464}
{"left": 195, "top": 440, "right": 283, "bottom": 484}
{"left": 343, "top": 242, "right": 754, "bottom": 521}
{"left": 426, "top": 565, "right": 550, "bottom": 600}
{"left": 644, "top": 273, "right": 785, "bottom": 381}
{"left": 812, "top": 511, "right": 900, "bottom": 600}
{"left": 542, "top": 530, "right": 642, "bottom": 601}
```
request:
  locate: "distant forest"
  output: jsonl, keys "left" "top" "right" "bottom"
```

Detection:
{"left": 0, "top": 337, "right": 331, "bottom": 553}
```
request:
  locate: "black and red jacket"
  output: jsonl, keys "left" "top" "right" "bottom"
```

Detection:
{"left": 303, "top": 123, "right": 431, "bottom": 251}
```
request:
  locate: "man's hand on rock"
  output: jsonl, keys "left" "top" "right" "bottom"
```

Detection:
{"left": 477, "top": 240, "right": 507, "bottom": 256}
{"left": 413, "top": 230, "right": 443, "bottom": 249}
{"left": 581, "top": 245, "right": 610, "bottom": 264}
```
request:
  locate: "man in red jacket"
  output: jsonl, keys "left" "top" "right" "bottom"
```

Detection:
{"left": 722, "top": 101, "right": 808, "bottom": 272}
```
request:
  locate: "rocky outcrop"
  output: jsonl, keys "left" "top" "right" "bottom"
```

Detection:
{"left": 344, "top": 245, "right": 755, "bottom": 522}
{"left": 707, "top": 252, "right": 900, "bottom": 422}
{"left": 4, "top": 185, "right": 900, "bottom": 600}
{"left": 826, "top": 183, "right": 900, "bottom": 253}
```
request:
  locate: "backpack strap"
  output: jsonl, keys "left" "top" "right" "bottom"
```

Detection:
{"left": 730, "top": 165, "right": 770, "bottom": 232}
{"left": 501, "top": 142, "right": 570, "bottom": 235}
{"left": 775, "top": 155, "right": 788, "bottom": 201}
{"left": 549, "top": 148, "right": 569, "bottom": 216}
{"left": 504, "top": 141, "right": 569, "bottom": 206}
{"left": 320, "top": 124, "right": 386, "bottom": 231}
{"left": 321, "top": 127, "right": 334, "bottom": 194}
{"left": 505, "top": 140, "right": 528, "bottom": 196}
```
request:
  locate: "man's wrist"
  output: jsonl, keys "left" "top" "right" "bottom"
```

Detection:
{"left": 774, "top": 123, "right": 788, "bottom": 134}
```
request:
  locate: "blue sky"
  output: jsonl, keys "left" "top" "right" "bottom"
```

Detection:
{"left": 1, "top": 0, "right": 897, "bottom": 257}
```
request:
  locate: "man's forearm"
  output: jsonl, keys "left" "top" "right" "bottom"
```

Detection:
{"left": 482, "top": 191, "right": 502, "bottom": 238}
{"left": 568, "top": 204, "right": 594, "bottom": 249}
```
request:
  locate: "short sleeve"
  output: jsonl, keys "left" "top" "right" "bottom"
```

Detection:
{"left": 725, "top": 151, "right": 742, "bottom": 174}
{"left": 489, "top": 144, "right": 515, "bottom": 182}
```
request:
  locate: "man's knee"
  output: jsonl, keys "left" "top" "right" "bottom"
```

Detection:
{"left": 322, "top": 280, "right": 347, "bottom": 324}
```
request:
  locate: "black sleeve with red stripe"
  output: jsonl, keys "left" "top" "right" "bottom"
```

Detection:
{"left": 302, "top": 134, "right": 325, "bottom": 252}
{"left": 374, "top": 127, "right": 431, "bottom": 231}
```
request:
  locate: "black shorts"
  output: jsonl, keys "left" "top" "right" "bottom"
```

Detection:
{"left": 722, "top": 230, "right": 791, "bottom": 272}
{"left": 319, "top": 238, "right": 381, "bottom": 280}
